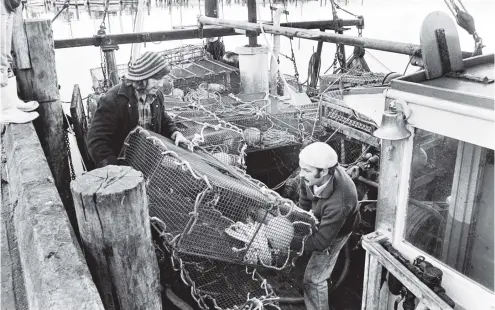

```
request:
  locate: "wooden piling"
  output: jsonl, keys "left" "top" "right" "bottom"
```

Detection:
{"left": 70, "top": 84, "right": 94, "bottom": 171}
{"left": 205, "top": 0, "right": 218, "bottom": 18}
{"left": 71, "top": 165, "right": 162, "bottom": 310}
{"left": 247, "top": 0, "right": 258, "bottom": 46}
{"left": 12, "top": 18, "right": 76, "bottom": 236}
{"left": 12, "top": 9, "right": 31, "bottom": 70}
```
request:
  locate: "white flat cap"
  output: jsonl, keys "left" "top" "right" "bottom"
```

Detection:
{"left": 299, "top": 142, "right": 338, "bottom": 169}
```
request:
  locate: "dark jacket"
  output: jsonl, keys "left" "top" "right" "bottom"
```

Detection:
{"left": 87, "top": 82, "right": 178, "bottom": 168}
{"left": 299, "top": 165, "right": 360, "bottom": 252}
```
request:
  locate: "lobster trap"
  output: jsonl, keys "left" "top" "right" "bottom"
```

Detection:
{"left": 168, "top": 92, "right": 325, "bottom": 157}
{"left": 161, "top": 249, "right": 282, "bottom": 310}
{"left": 319, "top": 71, "right": 387, "bottom": 92}
{"left": 119, "top": 127, "right": 317, "bottom": 270}
{"left": 90, "top": 44, "right": 240, "bottom": 94}
{"left": 318, "top": 85, "right": 384, "bottom": 165}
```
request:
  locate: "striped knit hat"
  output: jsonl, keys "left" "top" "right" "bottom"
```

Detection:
{"left": 126, "top": 51, "right": 170, "bottom": 81}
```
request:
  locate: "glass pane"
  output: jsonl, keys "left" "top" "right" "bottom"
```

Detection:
{"left": 404, "top": 128, "right": 494, "bottom": 291}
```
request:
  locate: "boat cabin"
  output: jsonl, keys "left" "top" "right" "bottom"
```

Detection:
{"left": 361, "top": 53, "right": 494, "bottom": 310}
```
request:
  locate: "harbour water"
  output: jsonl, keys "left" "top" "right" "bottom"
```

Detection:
{"left": 21, "top": 0, "right": 495, "bottom": 104}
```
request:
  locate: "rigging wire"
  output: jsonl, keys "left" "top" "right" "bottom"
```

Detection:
{"left": 365, "top": 50, "right": 392, "bottom": 73}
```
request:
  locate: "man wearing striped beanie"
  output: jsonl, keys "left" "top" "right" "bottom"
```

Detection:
{"left": 88, "top": 51, "right": 190, "bottom": 168}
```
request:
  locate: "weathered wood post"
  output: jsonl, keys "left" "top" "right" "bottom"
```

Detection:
{"left": 309, "top": 29, "right": 325, "bottom": 90}
{"left": 12, "top": 18, "right": 77, "bottom": 234}
{"left": 247, "top": 0, "right": 258, "bottom": 46}
{"left": 71, "top": 165, "right": 162, "bottom": 310}
{"left": 70, "top": 84, "right": 95, "bottom": 171}
{"left": 205, "top": 0, "right": 225, "bottom": 60}
{"left": 205, "top": 0, "right": 218, "bottom": 20}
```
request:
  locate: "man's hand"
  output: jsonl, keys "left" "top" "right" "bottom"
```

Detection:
{"left": 171, "top": 131, "right": 191, "bottom": 147}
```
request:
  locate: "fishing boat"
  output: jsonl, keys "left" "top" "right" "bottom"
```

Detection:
{"left": 1, "top": 0, "right": 493, "bottom": 309}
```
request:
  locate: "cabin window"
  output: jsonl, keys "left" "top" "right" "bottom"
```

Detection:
{"left": 403, "top": 128, "right": 494, "bottom": 292}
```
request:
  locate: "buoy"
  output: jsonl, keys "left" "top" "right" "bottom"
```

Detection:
{"left": 172, "top": 88, "right": 184, "bottom": 99}
{"left": 212, "top": 152, "right": 234, "bottom": 166}
{"left": 207, "top": 83, "right": 226, "bottom": 92}
{"left": 243, "top": 127, "right": 261, "bottom": 146}
{"left": 266, "top": 216, "right": 295, "bottom": 252}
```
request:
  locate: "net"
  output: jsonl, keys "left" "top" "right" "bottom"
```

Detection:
{"left": 119, "top": 127, "right": 317, "bottom": 270}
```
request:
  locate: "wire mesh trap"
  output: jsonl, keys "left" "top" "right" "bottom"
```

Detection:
{"left": 90, "top": 44, "right": 240, "bottom": 94}
{"left": 167, "top": 250, "right": 282, "bottom": 310}
{"left": 165, "top": 92, "right": 324, "bottom": 162}
{"left": 119, "top": 127, "right": 317, "bottom": 270}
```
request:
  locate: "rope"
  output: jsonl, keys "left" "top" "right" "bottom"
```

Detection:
{"left": 444, "top": 0, "right": 484, "bottom": 55}
{"left": 51, "top": 0, "right": 70, "bottom": 22}
{"left": 334, "top": 2, "right": 360, "bottom": 18}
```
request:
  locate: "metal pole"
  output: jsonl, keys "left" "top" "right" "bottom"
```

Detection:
{"left": 198, "top": 16, "right": 421, "bottom": 56}
{"left": 270, "top": 3, "right": 284, "bottom": 95}
{"left": 53, "top": 19, "right": 363, "bottom": 48}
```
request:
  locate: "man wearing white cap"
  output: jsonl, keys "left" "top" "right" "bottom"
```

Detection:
{"left": 298, "top": 141, "right": 360, "bottom": 310}
{"left": 88, "top": 51, "right": 189, "bottom": 168}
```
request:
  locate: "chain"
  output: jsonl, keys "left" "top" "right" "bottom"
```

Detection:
{"left": 281, "top": 10, "right": 300, "bottom": 86}
{"left": 65, "top": 130, "right": 76, "bottom": 180}
{"left": 97, "top": 0, "right": 111, "bottom": 92}
{"left": 288, "top": 38, "right": 300, "bottom": 83}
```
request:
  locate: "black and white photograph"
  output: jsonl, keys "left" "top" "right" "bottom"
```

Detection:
{"left": 0, "top": 0, "right": 493, "bottom": 309}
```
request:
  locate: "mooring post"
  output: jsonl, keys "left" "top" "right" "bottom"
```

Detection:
{"left": 12, "top": 9, "right": 31, "bottom": 70}
{"left": 205, "top": 0, "right": 224, "bottom": 60}
{"left": 205, "top": 0, "right": 218, "bottom": 19}
{"left": 12, "top": 18, "right": 77, "bottom": 235}
{"left": 71, "top": 165, "right": 162, "bottom": 310}
{"left": 247, "top": 0, "right": 258, "bottom": 47}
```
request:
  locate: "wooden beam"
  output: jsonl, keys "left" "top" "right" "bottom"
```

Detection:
{"left": 362, "top": 236, "right": 454, "bottom": 309}
{"left": 71, "top": 165, "right": 162, "bottom": 310}
{"left": 309, "top": 28, "right": 325, "bottom": 89}
{"left": 442, "top": 142, "right": 486, "bottom": 270}
{"left": 199, "top": 16, "right": 422, "bottom": 56}
{"left": 374, "top": 137, "right": 409, "bottom": 237}
{"left": 70, "top": 84, "right": 94, "bottom": 171}
{"left": 53, "top": 19, "right": 363, "bottom": 49}
{"left": 361, "top": 232, "right": 388, "bottom": 310}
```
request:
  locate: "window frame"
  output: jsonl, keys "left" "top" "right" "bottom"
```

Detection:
{"left": 392, "top": 125, "right": 495, "bottom": 310}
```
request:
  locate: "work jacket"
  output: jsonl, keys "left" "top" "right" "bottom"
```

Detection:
{"left": 299, "top": 165, "right": 360, "bottom": 252}
{"left": 87, "top": 82, "right": 178, "bottom": 168}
